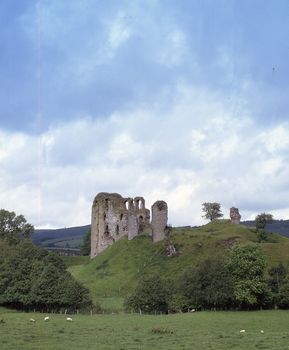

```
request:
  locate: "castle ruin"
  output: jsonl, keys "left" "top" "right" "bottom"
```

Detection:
{"left": 230, "top": 207, "right": 241, "bottom": 224}
{"left": 90, "top": 192, "right": 168, "bottom": 258}
{"left": 151, "top": 201, "right": 168, "bottom": 242}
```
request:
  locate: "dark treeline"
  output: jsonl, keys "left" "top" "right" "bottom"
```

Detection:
{"left": 0, "top": 240, "right": 93, "bottom": 312}
{"left": 125, "top": 245, "right": 289, "bottom": 313}
{"left": 0, "top": 209, "right": 94, "bottom": 312}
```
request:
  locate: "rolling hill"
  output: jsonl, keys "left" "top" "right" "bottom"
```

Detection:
{"left": 68, "top": 220, "right": 289, "bottom": 311}
{"left": 32, "top": 220, "right": 289, "bottom": 252}
{"left": 242, "top": 220, "right": 289, "bottom": 238}
{"left": 33, "top": 225, "right": 90, "bottom": 252}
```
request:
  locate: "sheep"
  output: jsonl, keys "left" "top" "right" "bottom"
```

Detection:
{"left": 29, "top": 318, "right": 36, "bottom": 323}
{"left": 260, "top": 330, "right": 264, "bottom": 334}
{"left": 239, "top": 330, "right": 245, "bottom": 333}
{"left": 66, "top": 317, "right": 73, "bottom": 321}
{"left": 44, "top": 316, "right": 50, "bottom": 321}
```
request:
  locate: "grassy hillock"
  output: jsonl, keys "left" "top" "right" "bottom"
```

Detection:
{"left": 69, "top": 220, "right": 289, "bottom": 311}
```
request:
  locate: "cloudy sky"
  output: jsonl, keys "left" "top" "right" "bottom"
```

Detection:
{"left": 1, "top": 0, "right": 289, "bottom": 228}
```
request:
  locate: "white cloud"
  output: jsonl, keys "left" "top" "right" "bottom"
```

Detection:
{"left": 107, "top": 11, "right": 132, "bottom": 51}
{"left": 1, "top": 84, "right": 289, "bottom": 228}
{"left": 157, "top": 29, "right": 189, "bottom": 67}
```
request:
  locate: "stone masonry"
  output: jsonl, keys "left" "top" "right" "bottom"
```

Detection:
{"left": 230, "top": 207, "right": 241, "bottom": 224}
{"left": 151, "top": 201, "right": 168, "bottom": 242}
{"left": 90, "top": 192, "right": 168, "bottom": 258}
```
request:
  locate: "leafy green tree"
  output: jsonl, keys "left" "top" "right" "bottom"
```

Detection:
{"left": 202, "top": 203, "right": 223, "bottom": 221}
{"left": 0, "top": 209, "right": 34, "bottom": 243}
{"left": 125, "top": 274, "right": 172, "bottom": 313}
{"left": 81, "top": 229, "right": 91, "bottom": 256}
{"left": 268, "top": 263, "right": 287, "bottom": 294}
{"left": 277, "top": 277, "right": 289, "bottom": 308}
{"left": 0, "top": 239, "right": 92, "bottom": 311}
{"left": 167, "top": 294, "right": 190, "bottom": 313}
{"left": 255, "top": 213, "right": 273, "bottom": 242}
{"left": 229, "top": 245, "right": 271, "bottom": 309}
{"left": 179, "top": 256, "right": 234, "bottom": 310}
{"left": 255, "top": 213, "right": 273, "bottom": 231}
{"left": 267, "top": 263, "right": 287, "bottom": 307}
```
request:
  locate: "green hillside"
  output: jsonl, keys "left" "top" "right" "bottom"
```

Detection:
{"left": 69, "top": 220, "right": 289, "bottom": 311}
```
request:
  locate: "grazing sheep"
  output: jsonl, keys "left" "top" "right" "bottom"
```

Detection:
{"left": 240, "top": 330, "right": 245, "bottom": 333}
{"left": 66, "top": 317, "right": 73, "bottom": 321}
{"left": 44, "top": 316, "right": 50, "bottom": 321}
{"left": 29, "top": 318, "right": 36, "bottom": 323}
{"left": 260, "top": 330, "right": 264, "bottom": 333}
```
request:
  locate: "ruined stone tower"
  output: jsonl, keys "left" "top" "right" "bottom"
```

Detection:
{"left": 230, "top": 207, "right": 241, "bottom": 224}
{"left": 91, "top": 192, "right": 163, "bottom": 258}
{"left": 151, "top": 201, "right": 168, "bottom": 242}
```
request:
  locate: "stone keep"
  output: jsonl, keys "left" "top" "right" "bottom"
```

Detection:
{"left": 230, "top": 207, "right": 241, "bottom": 224}
{"left": 91, "top": 192, "right": 154, "bottom": 258}
{"left": 151, "top": 200, "right": 168, "bottom": 242}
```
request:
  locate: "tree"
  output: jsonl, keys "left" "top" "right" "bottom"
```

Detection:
{"left": 255, "top": 213, "right": 273, "bottom": 231}
{"left": 0, "top": 239, "right": 92, "bottom": 311}
{"left": 179, "top": 256, "right": 234, "bottom": 310}
{"left": 255, "top": 213, "right": 273, "bottom": 242}
{"left": 81, "top": 229, "right": 91, "bottom": 256}
{"left": 125, "top": 274, "right": 172, "bottom": 313}
{"left": 268, "top": 263, "right": 287, "bottom": 307}
{"left": 268, "top": 263, "right": 287, "bottom": 295}
{"left": 202, "top": 202, "right": 223, "bottom": 221}
{"left": 0, "top": 209, "right": 34, "bottom": 243}
{"left": 229, "top": 245, "right": 271, "bottom": 309}
{"left": 277, "top": 277, "right": 289, "bottom": 309}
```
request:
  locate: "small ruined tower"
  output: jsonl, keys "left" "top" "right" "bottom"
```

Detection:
{"left": 151, "top": 200, "right": 168, "bottom": 242}
{"left": 230, "top": 207, "right": 241, "bottom": 224}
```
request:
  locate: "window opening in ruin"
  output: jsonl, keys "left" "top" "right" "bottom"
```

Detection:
{"left": 136, "top": 200, "right": 140, "bottom": 210}
{"left": 105, "top": 199, "right": 109, "bottom": 210}
{"left": 138, "top": 215, "right": 144, "bottom": 233}
{"left": 116, "top": 225, "right": 119, "bottom": 235}
{"left": 105, "top": 225, "right": 109, "bottom": 236}
{"left": 104, "top": 213, "right": 106, "bottom": 221}
{"left": 125, "top": 201, "right": 129, "bottom": 210}
{"left": 120, "top": 213, "right": 123, "bottom": 220}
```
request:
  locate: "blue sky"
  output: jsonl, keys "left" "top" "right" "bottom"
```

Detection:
{"left": 0, "top": 0, "right": 289, "bottom": 228}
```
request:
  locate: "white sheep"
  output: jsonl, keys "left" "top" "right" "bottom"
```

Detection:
{"left": 260, "top": 330, "right": 264, "bottom": 334}
{"left": 240, "top": 330, "right": 245, "bottom": 333}
{"left": 66, "top": 317, "right": 73, "bottom": 321}
{"left": 44, "top": 316, "right": 50, "bottom": 321}
{"left": 29, "top": 318, "right": 36, "bottom": 323}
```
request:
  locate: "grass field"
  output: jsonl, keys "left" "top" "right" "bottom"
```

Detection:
{"left": 1, "top": 309, "right": 289, "bottom": 349}
{"left": 68, "top": 221, "right": 289, "bottom": 311}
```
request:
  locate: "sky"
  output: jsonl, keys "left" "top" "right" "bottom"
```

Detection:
{"left": 1, "top": 0, "right": 289, "bottom": 228}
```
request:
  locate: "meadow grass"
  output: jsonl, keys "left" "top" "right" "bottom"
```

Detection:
{"left": 68, "top": 221, "right": 289, "bottom": 311}
{"left": 1, "top": 309, "right": 289, "bottom": 349}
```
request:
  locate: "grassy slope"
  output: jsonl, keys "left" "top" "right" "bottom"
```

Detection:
{"left": 69, "top": 220, "right": 289, "bottom": 310}
{"left": 1, "top": 309, "right": 289, "bottom": 350}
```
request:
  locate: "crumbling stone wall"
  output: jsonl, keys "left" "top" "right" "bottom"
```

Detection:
{"left": 151, "top": 200, "right": 168, "bottom": 242}
{"left": 91, "top": 192, "right": 152, "bottom": 258}
{"left": 230, "top": 207, "right": 241, "bottom": 224}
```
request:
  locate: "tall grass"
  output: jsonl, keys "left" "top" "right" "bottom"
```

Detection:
{"left": 0, "top": 309, "right": 288, "bottom": 350}
{"left": 68, "top": 221, "right": 289, "bottom": 311}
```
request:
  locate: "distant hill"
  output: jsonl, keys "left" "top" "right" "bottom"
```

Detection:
{"left": 33, "top": 225, "right": 90, "bottom": 251}
{"left": 68, "top": 220, "right": 289, "bottom": 311}
{"left": 242, "top": 220, "right": 289, "bottom": 238}
{"left": 32, "top": 220, "right": 289, "bottom": 252}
